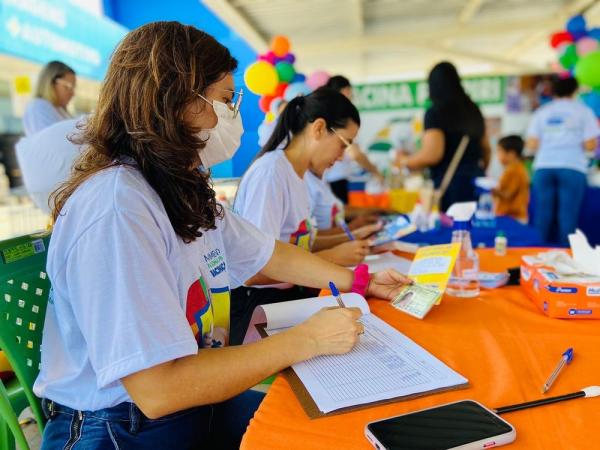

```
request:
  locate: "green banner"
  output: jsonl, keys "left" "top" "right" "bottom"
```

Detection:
{"left": 354, "top": 76, "right": 506, "bottom": 112}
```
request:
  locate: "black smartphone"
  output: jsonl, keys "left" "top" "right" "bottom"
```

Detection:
{"left": 365, "top": 400, "right": 516, "bottom": 450}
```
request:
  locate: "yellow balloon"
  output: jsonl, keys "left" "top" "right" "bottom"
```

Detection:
{"left": 244, "top": 61, "right": 278, "bottom": 96}
{"left": 265, "top": 111, "right": 275, "bottom": 123}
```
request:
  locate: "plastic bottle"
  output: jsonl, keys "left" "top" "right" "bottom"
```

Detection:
{"left": 427, "top": 204, "right": 441, "bottom": 231}
{"left": 494, "top": 230, "right": 507, "bottom": 256}
{"left": 447, "top": 220, "right": 480, "bottom": 298}
{"left": 475, "top": 187, "right": 496, "bottom": 228}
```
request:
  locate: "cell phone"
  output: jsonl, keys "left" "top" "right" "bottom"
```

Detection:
{"left": 365, "top": 400, "right": 516, "bottom": 450}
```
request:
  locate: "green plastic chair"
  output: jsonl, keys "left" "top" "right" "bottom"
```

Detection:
{"left": 0, "top": 232, "right": 51, "bottom": 448}
{"left": 0, "top": 378, "right": 28, "bottom": 450}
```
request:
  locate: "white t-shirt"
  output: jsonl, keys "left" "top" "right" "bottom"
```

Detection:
{"left": 305, "top": 170, "right": 344, "bottom": 230}
{"left": 527, "top": 98, "right": 599, "bottom": 173}
{"left": 234, "top": 150, "right": 316, "bottom": 251}
{"left": 33, "top": 164, "right": 275, "bottom": 411}
{"left": 15, "top": 118, "right": 84, "bottom": 213}
{"left": 23, "top": 98, "right": 71, "bottom": 136}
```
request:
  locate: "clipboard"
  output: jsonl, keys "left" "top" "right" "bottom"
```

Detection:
{"left": 256, "top": 323, "right": 470, "bottom": 419}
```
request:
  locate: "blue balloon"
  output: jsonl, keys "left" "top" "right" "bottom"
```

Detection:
{"left": 283, "top": 82, "right": 312, "bottom": 101}
{"left": 571, "top": 30, "right": 588, "bottom": 41}
{"left": 582, "top": 91, "right": 600, "bottom": 118}
{"left": 589, "top": 27, "right": 600, "bottom": 41}
{"left": 292, "top": 73, "right": 306, "bottom": 82}
{"left": 566, "top": 15, "right": 586, "bottom": 34}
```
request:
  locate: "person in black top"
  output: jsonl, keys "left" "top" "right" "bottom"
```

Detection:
{"left": 396, "top": 62, "right": 491, "bottom": 211}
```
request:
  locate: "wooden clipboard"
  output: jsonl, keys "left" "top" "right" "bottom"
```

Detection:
{"left": 256, "top": 323, "right": 470, "bottom": 419}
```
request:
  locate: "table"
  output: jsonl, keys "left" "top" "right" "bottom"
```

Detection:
{"left": 241, "top": 249, "right": 600, "bottom": 450}
{"left": 402, "top": 216, "right": 544, "bottom": 248}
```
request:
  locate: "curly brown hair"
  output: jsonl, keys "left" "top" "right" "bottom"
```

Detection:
{"left": 51, "top": 21, "right": 238, "bottom": 242}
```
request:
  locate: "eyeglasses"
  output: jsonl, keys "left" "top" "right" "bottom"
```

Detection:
{"left": 54, "top": 78, "right": 75, "bottom": 92}
{"left": 196, "top": 88, "right": 244, "bottom": 119}
{"left": 329, "top": 128, "right": 353, "bottom": 147}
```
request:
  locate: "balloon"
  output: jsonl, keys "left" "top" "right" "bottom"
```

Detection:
{"left": 292, "top": 73, "right": 306, "bottom": 82}
{"left": 559, "top": 44, "right": 578, "bottom": 69}
{"left": 571, "top": 30, "right": 588, "bottom": 42}
{"left": 259, "top": 95, "right": 275, "bottom": 113}
{"left": 271, "top": 35, "right": 291, "bottom": 57}
{"left": 550, "top": 31, "right": 573, "bottom": 49}
{"left": 275, "top": 62, "right": 295, "bottom": 83}
{"left": 582, "top": 91, "right": 600, "bottom": 117}
{"left": 574, "top": 51, "right": 600, "bottom": 88}
{"left": 556, "top": 42, "right": 570, "bottom": 56}
{"left": 284, "top": 82, "right": 311, "bottom": 101}
{"left": 270, "top": 98, "right": 285, "bottom": 114}
{"left": 577, "top": 37, "right": 599, "bottom": 56}
{"left": 274, "top": 83, "right": 288, "bottom": 98}
{"left": 283, "top": 53, "right": 296, "bottom": 64}
{"left": 566, "top": 15, "right": 586, "bottom": 35}
{"left": 306, "top": 70, "right": 330, "bottom": 90}
{"left": 265, "top": 111, "right": 276, "bottom": 123}
{"left": 244, "top": 61, "right": 278, "bottom": 95}
{"left": 589, "top": 28, "right": 600, "bottom": 41}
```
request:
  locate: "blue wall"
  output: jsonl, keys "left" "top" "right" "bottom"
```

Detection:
{"left": 103, "top": 0, "right": 262, "bottom": 177}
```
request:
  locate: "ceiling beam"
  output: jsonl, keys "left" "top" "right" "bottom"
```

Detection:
{"left": 201, "top": 0, "right": 269, "bottom": 52}
{"left": 504, "top": 30, "right": 547, "bottom": 60}
{"left": 458, "top": 0, "right": 484, "bottom": 25}
{"left": 352, "top": 0, "right": 365, "bottom": 35}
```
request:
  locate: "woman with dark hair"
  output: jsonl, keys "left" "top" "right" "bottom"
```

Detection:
{"left": 527, "top": 77, "right": 599, "bottom": 245}
{"left": 23, "top": 60, "right": 76, "bottom": 136}
{"left": 232, "top": 88, "right": 385, "bottom": 343}
{"left": 34, "top": 22, "right": 410, "bottom": 449}
{"left": 323, "top": 75, "right": 383, "bottom": 203}
{"left": 396, "top": 62, "right": 491, "bottom": 211}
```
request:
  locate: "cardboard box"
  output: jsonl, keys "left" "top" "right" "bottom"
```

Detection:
{"left": 520, "top": 254, "right": 600, "bottom": 319}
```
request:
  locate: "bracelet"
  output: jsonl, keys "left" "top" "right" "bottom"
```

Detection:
{"left": 351, "top": 264, "right": 370, "bottom": 297}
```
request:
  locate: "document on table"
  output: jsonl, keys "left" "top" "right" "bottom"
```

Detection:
{"left": 251, "top": 294, "right": 468, "bottom": 415}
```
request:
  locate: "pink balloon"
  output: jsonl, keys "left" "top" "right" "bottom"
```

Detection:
{"left": 576, "top": 37, "right": 599, "bottom": 56}
{"left": 306, "top": 70, "right": 330, "bottom": 90}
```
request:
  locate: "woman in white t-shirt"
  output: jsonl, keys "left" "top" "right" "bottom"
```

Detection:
{"left": 35, "top": 22, "right": 411, "bottom": 450}
{"left": 232, "top": 90, "right": 382, "bottom": 343}
{"left": 23, "top": 61, "right": 76, "bottom": 136}
{"left": 527, "top": 77, "right": 599, "bottom": 245}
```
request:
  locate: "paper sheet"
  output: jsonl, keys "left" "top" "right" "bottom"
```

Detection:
{"left": 363, "top": 252, "right": 412, "bottom": 274}
{"left": 267, "top": 314, "right": 468, "bottom": 414}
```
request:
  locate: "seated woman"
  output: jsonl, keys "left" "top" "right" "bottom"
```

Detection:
{"left": 34, "top": 22, "right": 410, "bottom": 450}
{"left": 232, "top": 89, "right": 379, "bottom": 344}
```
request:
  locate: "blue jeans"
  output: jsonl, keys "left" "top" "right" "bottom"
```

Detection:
{"left": 40, "top": 390, "right": 264, "bottom": 450}
{"left": 533, "top": 168, "right": 587, "bottom": 246}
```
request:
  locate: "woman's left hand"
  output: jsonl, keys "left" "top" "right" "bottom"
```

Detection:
{"left": 366, "top": 270, "right": 413, "bottom": 301}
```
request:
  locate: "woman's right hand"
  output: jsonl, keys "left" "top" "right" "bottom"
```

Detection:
{"left": 330, "top": 240, "right": 370, "bottom": 266}
{"left": 352, "top": 222, "right": 382, "bottom": 240}
{"left": 294, "top": 307, "right": 363, "bottom": 357}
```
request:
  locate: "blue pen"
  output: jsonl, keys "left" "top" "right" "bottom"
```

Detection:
{"left": 328, "top": 281, "right": 346, "bottom": 308}
{"left": 542, "top": 348, "right": 574, "bottom": 394}
{"left": 336, "top": 218, "right": 355, "bottom": 241}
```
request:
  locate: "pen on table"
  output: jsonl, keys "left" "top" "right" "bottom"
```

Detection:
{"left": 495, "top": 386, "right": 600, "bottom": 415}
{"left": 336, "top": 218, "right": 355, "bottom": 241}
{"left": 329, "top": 281, "right": 346, "bottom": 308}
{"left": 542, "top": 348, "right": 574, "bottom": 394}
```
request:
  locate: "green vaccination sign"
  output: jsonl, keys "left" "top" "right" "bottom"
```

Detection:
{"left": 354, "top": 76, "right": 506, "bottom": 111}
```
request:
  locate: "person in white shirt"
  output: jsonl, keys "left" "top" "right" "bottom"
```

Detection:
{"left": 35, "top": 22, "right": 411, "bottom": 450}
{"left": 15, "top": 118, "right": 84, "bottom": 213}
{"left": 527, "top": 77, "right": 599, "bottom": 245}
{"left": 23, "top": 61, "right": 76, "bottom": 136}
{"left": 232, "top": 90, "right": 383, "bottom": 343}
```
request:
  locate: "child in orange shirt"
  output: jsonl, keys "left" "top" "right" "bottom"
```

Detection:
{"left": 493, "top": 135, "right": 530, "bottom": 223}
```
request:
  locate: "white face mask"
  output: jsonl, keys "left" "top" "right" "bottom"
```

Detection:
{"left": 197, "top": 97, "right": 244, "bottom": 168}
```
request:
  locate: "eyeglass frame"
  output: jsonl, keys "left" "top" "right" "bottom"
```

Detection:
{"left": 53, "top": 77, "right": 76, "bottom": 92}
{"left": 195, "top": 88, "right": 244, "bottom": 119}
{"left": 329, "top": 127, "right": 353, "bottom": 147}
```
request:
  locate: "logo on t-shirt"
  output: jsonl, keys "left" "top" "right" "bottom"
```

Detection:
{"left": 290, "top": 219, "right": 313, "bottom": 251}
{"left": 186, "top": 275, "right": 230, "bottom": 348}
{"left": 331, "top": 203, "right": 344, "bottom": 228}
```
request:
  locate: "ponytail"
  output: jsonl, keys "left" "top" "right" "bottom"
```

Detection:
{"left": 256, "top": 88, "right": 360, "bottom": 160}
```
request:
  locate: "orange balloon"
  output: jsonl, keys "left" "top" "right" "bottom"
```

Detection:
{"left": 271, "top": 35, "right": 291, "bottom": 57}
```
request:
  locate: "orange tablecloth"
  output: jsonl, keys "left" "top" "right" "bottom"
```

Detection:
{"left": 241, "top": 249, "right": 600, "bottom": 450}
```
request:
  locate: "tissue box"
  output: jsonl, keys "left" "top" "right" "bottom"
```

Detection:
{"left": 520, "top": 254, "right": 600, "bottom": 319}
